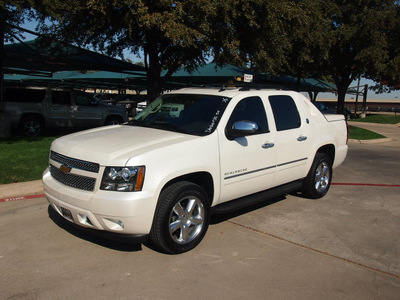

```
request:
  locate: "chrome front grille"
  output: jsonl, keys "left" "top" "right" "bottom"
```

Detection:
{"left": 50, "top": 164, "right": 96, "bottom": 191}
{"left": 50, "top": 151, "right": 100, "bottom": 173}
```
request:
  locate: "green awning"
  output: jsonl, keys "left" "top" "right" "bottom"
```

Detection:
{"left": 4, "top": 39, "right": 145, "bottom": 75}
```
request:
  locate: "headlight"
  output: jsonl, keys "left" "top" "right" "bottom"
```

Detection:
{"left": 101, "top": 166, "right": 145, "bottom": 192}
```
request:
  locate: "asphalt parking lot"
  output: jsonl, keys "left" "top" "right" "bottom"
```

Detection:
{"left": 1, "top": 123, "right": 399, "bottom": 299}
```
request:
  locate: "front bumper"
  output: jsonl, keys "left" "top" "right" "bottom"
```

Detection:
{"left": 43, "top": 168, "right": 157, "bottom": 235}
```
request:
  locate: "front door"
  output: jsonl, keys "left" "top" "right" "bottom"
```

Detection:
{"left": 72, "top": 92, "right": 103, "bottom": 127}
{"left": 218, "top": 96, "right": 277, "bottom": 204}
{"left": 49, "top": 90, "right": 73, "bottom": 127}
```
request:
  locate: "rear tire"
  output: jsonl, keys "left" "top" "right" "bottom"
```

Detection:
{"left": 149, "top": 181, "right": 210, "bottom": 254}
{"left": 302, "top": 153, "right": 332, "bottom": 199}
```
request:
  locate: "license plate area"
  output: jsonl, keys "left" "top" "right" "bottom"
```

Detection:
{"left": 61, "top": 207, "right": 74, "bottom": 222}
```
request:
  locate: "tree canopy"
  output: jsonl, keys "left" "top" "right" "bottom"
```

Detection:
{"left": 34, "top": 0, "right": 243, "bottom": 100}
{"left": 2, "top": 0, "right": 400, "bottom": 107}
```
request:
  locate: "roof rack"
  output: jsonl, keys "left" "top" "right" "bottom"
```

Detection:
{"left": 236, "top": 83, "right": 291, "bottom": 91}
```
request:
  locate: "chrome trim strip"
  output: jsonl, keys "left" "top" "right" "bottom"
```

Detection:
{"left": 224, "top": 157, "right": 308, "bottom": 180}
{"left": 277, "top": 157, "right": 307, "bottom": 167}
{"left": 224, "top": 165, "right": 276, "bottom": 180}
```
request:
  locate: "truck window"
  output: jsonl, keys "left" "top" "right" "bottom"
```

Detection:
{"left": 269, "top": 95, "right": 301, "bottom": 131}
{"left": 227, "top": 96, "right": 269, "bottom": 134}
{"left": 52, "top": 91, "right": 71, "bottom": 105}
{"left": 75, "top": 92, "right": 94, "bottom": 106}
{"left": 4, "top": 88, "right": 46, "bottom": 103}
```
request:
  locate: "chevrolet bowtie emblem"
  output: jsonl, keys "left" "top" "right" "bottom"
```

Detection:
{"left": 60, "top": 164, "right": 72, "bottom": 174}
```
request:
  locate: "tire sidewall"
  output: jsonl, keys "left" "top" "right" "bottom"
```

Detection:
{"left": 151, "top": 182, "right": 210, "bottom": 254}
{"left": 303, "top": 153, "right": 332, "bottom": 199}
{"left": 20, "top": 117, "right": 43, "bottom": 137}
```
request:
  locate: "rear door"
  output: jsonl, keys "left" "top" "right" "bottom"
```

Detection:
{"left": 218, "top": 96, "right": 277, "bottom": 203}
{"left": 268, "top": 95, "right": 312, "bottom": 185}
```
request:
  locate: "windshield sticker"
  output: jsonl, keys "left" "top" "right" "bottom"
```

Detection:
{"left": 222, "top": 97, "right": 230, "bottom": 103}
{"left": 205, "top": 110, "right": 220, "bottom": 133}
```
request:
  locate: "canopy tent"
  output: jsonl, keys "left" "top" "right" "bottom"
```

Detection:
{"left": 4, "top": 70, "right": 149, "bottom": 91}
{"left": 167, "top": 63, "right": 264, "bottom": 85}
{"left": 166, "top": 63, "right": 338, "bottom": 93}
{"left": 4, "top": 63, "right": 339, "bottom": 95}
{"left": 3, "top": 39, "right": 145, "bottom": 75}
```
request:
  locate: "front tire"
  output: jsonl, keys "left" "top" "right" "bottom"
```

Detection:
{"left": 149, "top": 181, "right": 210, "bottom": 254}
{"left": 20, "top": 116, "right": 43, "bottom": 137}
{"left": 302, "top": 153, "right": 332, "bottom": 199}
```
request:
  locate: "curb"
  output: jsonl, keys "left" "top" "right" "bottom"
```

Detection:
{"left": 0, "top": 179, "right": 43, "bottom": 199}
{"left": 0, "top": 193, "right": 45, "bottom": 203}
{"left": 348, "top": 137, "right": 393, "bottom": 144}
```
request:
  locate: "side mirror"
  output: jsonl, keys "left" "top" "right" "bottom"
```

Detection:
{"left": 227, "top": 120, "right": 259, "bottom": 139}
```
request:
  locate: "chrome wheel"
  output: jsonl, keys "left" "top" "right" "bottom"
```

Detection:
{"left": 169, "top": 196, "right": 205, "bottom": 244}
{"left": 314, "top": 161, "right": 330, "bottom": 193}
{"left": 302, "top": 153, "right": 332, "bottom": 199}
{"left": 150, "top": 181, "right": 210, "bottom": 253}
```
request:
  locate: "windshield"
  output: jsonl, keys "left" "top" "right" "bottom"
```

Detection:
{"left": 130, "top": 93, "right": 231, "bottom": 136}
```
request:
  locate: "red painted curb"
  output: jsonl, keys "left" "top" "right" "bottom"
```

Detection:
{"left": 0, "top": 193, "right": 45, "bottom": 203}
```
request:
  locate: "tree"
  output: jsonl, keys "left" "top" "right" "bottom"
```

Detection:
{"left": 1, "top": 1, "right": 34, "bottom": 112}
{"left": 34, "top": 0, "right": 241, "bottom": 101}
{"left": 372, "top": 2, "right": 400, "bottom": 91}
{"left": 243, "top": 1, "right": 399, "bottom": 113}
{"left": 320, "top": 0, "right": 399, "bottom": 113}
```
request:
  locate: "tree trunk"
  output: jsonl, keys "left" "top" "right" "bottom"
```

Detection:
{"left": 145, "top": 38, "right": 164, "bottom": 103}
{"left": 335, "top": 77, "right": 352, "bottom": 115}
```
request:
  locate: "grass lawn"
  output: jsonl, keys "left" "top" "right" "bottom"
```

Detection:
{"left": 348, "top": 125, "right": 386, "bottom": 140}
{"left": 0, "top": 136, "right": 57, "bottom": 184}
{"left": 351, "top": 114, "right": 400, "bottom": 124}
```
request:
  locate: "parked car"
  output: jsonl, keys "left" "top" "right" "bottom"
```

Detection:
{"left": 314, "top": 102, "right": 352, "bottom": 120}
{"left": 43, "top": 87, "right": 348, "bottom": 253}
{"left": 4, "top": 87, "right": 128, "bottom": 136}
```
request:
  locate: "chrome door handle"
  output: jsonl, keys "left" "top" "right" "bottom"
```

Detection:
{"left": 262, "top": 143, "right": 275, "bottom": 149}
{"left": 297, "top": 136, "right": 307, "bottom": 142}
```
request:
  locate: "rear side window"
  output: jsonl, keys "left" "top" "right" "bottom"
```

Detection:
{"left": 4, "top": 88, "right": 46, "bottom": 103}
{"left": 269, "top": 95, "right": 301, "bottom": 131}
{"left": 75, "top": 92, "right": 94, "bottom": 106}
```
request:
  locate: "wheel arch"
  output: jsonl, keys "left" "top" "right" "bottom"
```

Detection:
{"left": 161, "top": 171, "right": 214, "bottom": 205}
{"left": 316, "top": 144, "right": 335, "bottom": 165}
{"left": 19, "top": 113, "right": 45, "bottom": 125}
{"left": 105, "top": 114, "right": 124, "bottom": 124}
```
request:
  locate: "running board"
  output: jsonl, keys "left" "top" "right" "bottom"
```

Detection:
{"left": 212, "top": 180, "right": 303, "bottom": 214}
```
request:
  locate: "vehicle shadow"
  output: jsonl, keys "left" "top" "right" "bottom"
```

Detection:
{"left": 48, "top": 205, "right": 144, "bottom": 252}
{"left": 210, "top": 195, "right": 286, "bottom": 224}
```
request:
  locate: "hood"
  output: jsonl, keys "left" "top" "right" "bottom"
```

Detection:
{"left": 51, "top": 125, "right": 196, "bottom": 166}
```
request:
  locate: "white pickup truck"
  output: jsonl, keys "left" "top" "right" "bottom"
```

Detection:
{"left": 43, "top": 87, "right": 348, "bottom": 253}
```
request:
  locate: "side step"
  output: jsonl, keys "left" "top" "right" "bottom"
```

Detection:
{"left": 211, "top": 180, "right": 303, "bottom": 214}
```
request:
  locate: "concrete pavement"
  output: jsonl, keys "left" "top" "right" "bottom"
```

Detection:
{"left": 1, "top": 122, "right": 400, "bottom": 299}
